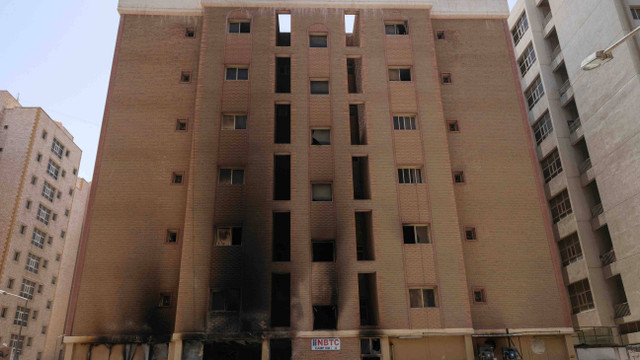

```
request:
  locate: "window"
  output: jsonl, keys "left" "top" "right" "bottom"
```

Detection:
{"left": 511, "top": 12, "right": 529, "bottom": 46}
{"left": 549, "top": 190, "right": 572, "bottom": 223}
{"left": 185, "top": 27, "right": 195, "bottom": 38}
{"left": 473, "top": 288, "right": 487, "bottom": 304}
{"left": 20, "top": 279, "right": 36, "bottom": 300}
{"left": 312, "top": 241, "right": 335, "bottom": 262}
{"left": 355, "top": 211, "right": 374, "bottom": 261}
{"left": 311, "top": 129, "right": 331, "bottom": 145}
{"left": 56, "top": 253, "right": 61, "bottom": 261}
{"left": 402, "top": 225, "right": 430, "bottom": 244}
{"left": 180, "top": 71, "right": 191, "bottom": 83}
{"left": 441, "top": 73, "right": 452, "bottom": 84}
{"left": 42, "top": 130, "right": 47, "bottom": 139}
{"left": 8, "top": 278, "right": 15, "bottom": 289}
{"left": 25, "top": 200, "right": 32, "bottom": 210}
{"left": 453, "top": 171, "right": 465, "bottom": 184}
{"left": 532, "top": 112, "right": 553, "bottom": 145}
{"left": 166, "top": 230, "right": 178, "bottom": 243}
{"left": 309, "top": 34, "right": 328, "bottom": 47}
{"left": 271, "top": 273, "right": 290, "bottom": 327}
{"left": 388, "top": 68, "right": 411, "bottom": 82}
{"left": 32, "top": 228, "right": 46, "bottom": 249}
{"left": 20, "top": 225, "right": 26, "bottom": 234}
{"left": 352, "top": 156, "right": 370, "bottom": 200}
{"left": 14, "top": 306, "right": 30, "bottom": 326}
{"left": 272, "top": 212, "right": 290, "bottom": 262}
{"left": 65, "top": 150, "right": 70, "bottom": 158}
{"left": 358, "top": 273, "right": 378, "bottom": 326}
{"left": 31, "top": 176, "right": 37, "bottom": 185}
{"left": 36, "top": 153, "right": 42, "bottom": 162}
{"left": 43, "top": 260, "right": 49, "bottom": 269}
{"left": 215, "top": 227, "right": 242, "bottom": 246}
{"left": 350, "top": 104, "right": 367, "bottom": 145}
{"left": 270, "top": 339, "right": 292, "bottom": 360}
{"left": 26, "top": 254, "right": 41, "bottom": 274}
{"left": 464, "top": 227, "right": 477, "bottom": 241}
{"left": 274, "top": 104, "right": 291, "bottom": 144}
{"left": 41, "top": 326, "right": 47, "bottom": 335}
{"left": 13, "top": 252, "right": 20, "bottom": 261}
{"left": 61, "top": 169, "right": 66, "bottom": 178}
{"left": 347, "top": 58, "right": 363, "bottom": 93}
{"left": 409, "top": 288, "right": 437, "bottom": 308}
{"left": 37, "top": 204, "right": 51, "bottom": 225}
{"left": 393, "top": 115, "right": 416, "bottom": 130}
{"left": 398, "top": 168, "right": 423, "bottom": 184}
{"left": 56, "top": 191, "right": 61, "bottom": 199}
{"left": 541, "top": 150, "right": 563, "bottom": 183}
{"left": 310, "top": 80, "right": 329, "bottom": 94}
{"left": 65, "top": 209, "right": 69, "bottom": 217}
{"left": 225, "top": 67, "right": 249, "bottom": 80}
{"left": 568, "top": 279, "right": 594, "bottom": 314}
{"left": 276, "top": 57, "right": 291, "bottom": 93}
{"left": 27, "top": 338, "right": 32, "bottom": 347}
{"left": 313, "top": 305, "right": 337, "bottom": 330}
{"left": 312, "top": 183, "right": 332, "bottom": 201}
{"left": 52, "top": 276, "right": 57, "bottom": 285}
{"left": 47, "top": 236, "right": 53, "bottom": 245}
{"left": 46, "top": 301, "right": 51, "bottom": 309}
{"left": 558, "top": 233, "right": 583, "bottom": 266}
{"left": 631, "top": 7, "right": 640, "bottom": 20}
{"left": 361, "top": 338, "right": 382, "bottom": 359}
{"left": 525, "top": 77, "right": 544, "bottom": 110}
{"left": 345, "top": 13, "right": 360, "bottom": 47}
{"left": 42, "top": 182, "right": 57, "bottom": 201}
{"left": 228, "top": 20, "right": 250, "bottom": 34}
{"left": 37, "top": 285, "right": 43, "bottom": 294}
{"left": 210, "top": 289, "right": 241, "bottom": 311}
{"left": 46, "top": 160, "right": 60, "bottom": 179}
{"left": 385, "top": 22, "right": 407, "bottom": 35}
{"left": 435, "top": 30, "right": 445, "bottom": 40}
{"left": 274, "top": 155, "right": 291, "bottom": 200}
{"left": 518, "top": 43, "right": 537, "bottom": 76}
{"left": 276, "top": 13, "right": 291, "bottom": 46}
{"left": 1, "top": 307, "right": 6, "bottom": 318}
{"left": 9, "top": 335, "right": 24, "bottom": 354}
{"left": 171, "top": 172, "right": 184, "bottom": 184}
{"left": 51, "top": 138, "right": 64, "bottom": 159}
{"left": 159, "top": 293, "right": 171, "bottom": 308}
{"left": 218, "top": 168, "right": 244, "bottom": 185}
{"left": 52, "top": 213, "right": 57, "bottom": 221}
{"left": 32, "top": 310, "right": 38, "bottom": 319}
{"left": 176, "top": 119, "right": 188, "bottom": 131}
{"left": 448, "top": 120, "right": 459, "bottom": 132}
{"left": 222, "top": 114, "right": 247, "bottom": 130}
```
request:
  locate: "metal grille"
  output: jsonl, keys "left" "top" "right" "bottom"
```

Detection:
{"left": 558, "top": 233, "right": 582, "bottom": 266}
{"left": 525, "top": 77, "right": 544, "bottom": 110}
{"left": 549, "top": 190, "right": 572, "bottom": 223}
{"left": 518, "top": 43, "right": 537, "bottom": 76}
{"left": 568, "top": 279, "right": 594, "bottom": 314}
{"left": 541, "top": 150, "right": 563, "bottom": 183}
{"left": 511, "top": 12, "right": 529, "bottom": 46}
{"left": 532, "top": 112, "right": 553, "bottom": 145}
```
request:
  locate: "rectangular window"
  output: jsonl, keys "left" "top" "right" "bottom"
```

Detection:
{"left": 42, "top": 182, "right": 56, "bottom": 202}
{"left": 398, "top": 168, "right": 423, "bottom": 184}
{"left": 312, "top": 241, "right": 335, "bottom": 262}
{"left": 14, "top": 306, "right": 30, "bottom": 326}
{"left": 511, "top": 12, "right": 529, "bottom": 46}
{"left": 532, "top": 112, "right": 553, "bottom": 145}
{"left": 10, "top": 335, "right": 24, "bottom": 354}
{"left": 276, "top": 13, "right": 291, "bottom": 46}
{"left": 185, "top": 27, "right": 195, "bottom": 38}
{"left": 225, "top": 67, "right": 249, "bottom": 80}
{"left": 309, "top": 34, "right": 328, "bottom": 47}
{"left": 31, "top": 228, "right": 46, "bottom": 249}
{"left": 313, "top": 305, "right": 337, "bottom": 330}
{"left": 409, "top": 288, "right": 437, "bottom": 308}
{"left": 20, "top": 225, "right": 26, "bottom": 234}
{"left": 274, "top": 155, "right": 291, "bottom": 200}
{"left": 272, "top": 212, "right": 291, "bottom": 262}
{"left": 276, "top": 57, "right": 291, "bottom": 93}
{"left": 518, "top": 43, "right": 537, "bottom": 77}
{"left": 310, "top": 80, "right": 329, "bottom": 94}
{"left": 176, "top": 119, "right": 188, "bottom": 131}
{"left": 549, "top": 190, "right": 572, "bottom": 224}
{"left": 8, "top": 278, "right": 15, "bottom": 288}
{"left": 558, "top": 233, "right": 583, "bottom": 266}
{"left": 51, "top": 139, "right": 64, "bottom": 159}
{"left": 349, "top": 104, "right": 367, "bottom": 145}
{"left": 311, "top": 129, "right": 331, "bottom": 145}
{"left": 347, "top": 58, "right": 362, "bottom": 93}
{"left": 218, "top": 168, "right": 244, "bottom": 185}
{"left": 274, "top": 104, "right": 291, "bottom": 144}
{"left": 215, "top": 227, "right": 242, "bottom": 246}
{"left": 270, "top": 339, "right": 292, "bottom": 360}
{"left": 631, "top": 7, "right": 640, "bottom": 20}
{"left": 210, "top": 289, "right": 241, "bottom": 312}
{"left": 568, "top": 279, "right": 594, "bottom": 314}
{"left": 358, "top": 273, "right": 378, "bottom": 326}
{"left": 36, "top": 204, "right": 51, "bottom": 225}
{"left": 385, "top": 22, "right": 408, "bottom": 35}
{"left": 473, "top": 288, "right": 487, "bottom": 304}
{"left": 441, "top": 73, "right": 452, "bottom": 84}
{"left": 465, "top": 227, "right": 477, "bottom": 241}
{"left": 20, "top": 279, "right": 36, "bottom": 300}
{"left": 355, "top": 211, "right": 374, "bottom": 261}
{"left": 271, "top": 273, "right": 291, "bottom": 327}
{"left": 46, "top": 160, "right": 60, "bottom": 180}
{"left": 158, "top": 293, "right": 171, "bottom": 308}
{"left": 393, "top": 115, "right": 416, "bottom": 130}
{"left": 171, "top": 172, "right": 183, "bottom": 184}
{"left": 402, "top": 225, "right": 430, "bottom": 244}
{"left": 229, "top": 20, "right": 250, "bottom": 34}
{"left": 166, "top": 230, "right": 178, "bottom": 243}
{"left": 345, "top": 13, "right": 360, "bottom": 47}
{"left": 541, "top": 150, "right": 563, "bottom": 183}
{"left": 448, "top": 120, "right": 459, "bottom": 132}
{"left": 1, "top": 307, "right": 6, "bottom": 318}
{"left": 180, "top": 71, "right": 191, "bottom": 83}
{"left": 311, "top": 183, "right": 332, "bottom": 201}
{"left": 525, "top": 77, "right": 544, "bottom": 110}
{"left": 361, "top": 338, "right": 382, "bottom": 358}
{"left": 352, "top": 156, "right": 370, "bottom": 200}
{"left": 453, "top": 171, "right": 465, "bottom": 184}
{"left": 388, "top": 68, "right": 411, "bottom": 82}
{"left": 222, "top": 114, "right": 247, "bottom": 130}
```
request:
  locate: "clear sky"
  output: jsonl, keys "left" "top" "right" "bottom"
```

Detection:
{"left": 0, "top": 0, "right": 517, "bottom": 181}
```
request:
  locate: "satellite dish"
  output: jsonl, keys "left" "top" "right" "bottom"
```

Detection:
{"left": 531, "top": 339, "right": 546, "bottom": 354}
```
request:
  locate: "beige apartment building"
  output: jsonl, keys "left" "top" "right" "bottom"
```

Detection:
{"left": 508, "top": 0, "right": 640, "bottom": 355}
{"left": 63, "top": 0, "right": 577, "bottom": 359}
{"left": 0, "top": 91, "right": 87, "bottom": 359}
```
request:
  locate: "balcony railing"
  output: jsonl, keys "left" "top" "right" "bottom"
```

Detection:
{"left": 542, "top": 12, "right": 553, "bottom": 28}
{"left": 559, "top": 80, "right": 571, "bottom": 96}
{"left": 579, "top": 158, "right": 592, "bottom": 174}
{"left": 568, "top": 117, "right": 581, "bottom": 133}
{"left": 614, "top": 302, "right": 631, "bottom": 319}
{"left": 600, "top": 249, "right": 616, "bottom": 266}
{"left": 574, "top": 327, "right": 619, "bottom": 346}
{"left": 591, "top": 203, "right": 604, "bottom": 218}
{"left": 551, "top": 45, "right": 561, "bottom": 60}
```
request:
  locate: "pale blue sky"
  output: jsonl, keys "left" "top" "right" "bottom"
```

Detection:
{"left": 0, "top": 0, "right": 516, "bottom": 180}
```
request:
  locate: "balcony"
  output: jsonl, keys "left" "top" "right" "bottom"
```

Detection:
{"left": 542, "top": 12, "right": 553, "bottom": 27}
{"left": 551, "top": 45, "right": 561, "bottom": 61}
{"left": 560, "top": 80, "right": 574, "bottom": 106}
{"left": 574, "top": 327, "right": 620, "bottom": 346}
{"left": 600, "top": 249, "right": 616, "bottom": 266}
{"left": 579, "top": 158, "right": 592, "bottom": 174}
{"left": 614, "top": 302, "right": 631, "bottom": 319}
{"left": 591, "top": 203, "right": 604, "bottom": 218}
{"left": 543, "top": 13, "right": 555, "bottom": 38}
{"left": 569, "top": 118, "right": 584, "bottom": 144}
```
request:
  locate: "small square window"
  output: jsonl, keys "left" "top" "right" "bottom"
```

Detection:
{"left": 171, "top": 172, "right": 184, "bottom": 184}
{"left": 180, "top": 71, "right": 191, "bottom": 83}
{"left": 65, "top": 150, "right": 70, "bottom": 157}
{"left": 453, "top": 171, "right": 465, "bottom": 184}
{"left": 36, "top": 153, "right": 42, "bottom": 162}
{"left": 176, "top": 119, "right": 188, "bottom": 131}
{"left": 8, "top": 278, "right": 14, "bottom": 289}
{"left": 20, "top": 225, "right": 26, "bottom": 234}
{"left": 473, "top": 288, "right": 487, "bottom": 304}
{"left": 3, "top": 125, "right": 7, "bottom": 129}
{"left": 311, "top": 129, "right": 331, "bottom": 145}
{"left": 465, "top": 227, "right": 477, "bottom": 241}
{"left": 159, "top": 293, "right": 172, "bottom": 307}
{"left": 311, "top": 183, "right": 332, "bottom": 201}
{"left": 441, "top": 73, "right": 453, "bottom": 84}
{"left": 166, "top": 230, "right": 178, "bottom": 243}
{"left": 309, "top": 34, "right": 328, "bottom": 47}
{"left": 185, "top": 27, "right": 196, "bottom": 38}
{"left": 448, "top": 120, "right": 459, "bottom": 132}
{"left": 436, "top": 30, "right": 445, "bottom": 40}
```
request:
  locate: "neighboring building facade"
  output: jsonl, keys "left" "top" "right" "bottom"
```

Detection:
{"left": 0, "top": 91, "right": 83, "bottom": 359}
{"left": 508, "top": 0, "right": 640, "bottom": 352}
{"left": 64, "top": 0, "right": 576, "bottom": 359}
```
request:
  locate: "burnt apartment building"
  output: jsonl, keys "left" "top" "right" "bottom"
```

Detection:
{"left": 63, "top": 0, "right": 577, "bottom": 359}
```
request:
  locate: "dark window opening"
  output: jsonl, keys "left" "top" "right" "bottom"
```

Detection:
{"left": 226, "top": 67, "right": 249, "bottom": 80}
{"left": 229, "top": 21, "right": 251, "bottom": 33}
{"left": 349, "top": 104, "right": 367, "bottom": 145}
{"left": 270, "top": 339, "right": 292, "bottom": 360}
{"left": 352, "top": 156, "right": 370, "bottom": 200}
{"left": 277, "top": 14, "right": 291, "bottom": 46}
{"left": 185, "top": 28, "right": 195, "bottom": 38}
{"left": 347, "top": 58, "right": 362, "bottom": 93}
{"left": 385, "top": 22, "right": 407, "bottom": 35}
{"left": 271, "top": 273, "right": 290, "bottom": 327}
{"left": 436, "top": 30, "right": 445, "bottom": 40}
{"left": 310, "top": 81, "right": 329, "bottom": 94}
{"left": 358, "top": 273, "right": 378, "bottom": 326}
{"left": 441, "top": 73, "right": 452, "bottom": 84}
{"left": 176, "top": 119, "right": 188, "bottom": 131}
{"left": 275, "top": 104, "right": 291, "bottom": 144}
{"left": 172, "top": 172, "right": 183, "bottom": 184}
{"left": 345, "top": 13, "right": 360, "bottom": 47}
{"left": 453, "top": 171, "right": 464, "bottom": 184}
{"left": 273, "top": 212, "right": 290, "bottom": 262}
{"left": 313, "top": 305, "right": 337, "bottom": 330}
{"left": 180, "top": 71, "right": 191, "bottom": 83}
{"left": 312, "top": 183, "right": 332, "bottom": 201}
{"left": 355, "top": 211, "right": 374, "bottom": 261}
{"left": 309, "top": 34, "right": 328, "bottom": 47}
{"left": 210, "top": 289, "right": 241, "bottom": 312}
{"left": 312, "top": 241, "right": 335, "bottom": 262}
{"left": 473, "top": 288, "right": 487, "bottom": 304}
{"left": 274, "top": 155, "right": 291, "bottom": 200}
{"left": 166, "top": 230, "right": 178, "bottom": 243}
{"left": 402, "top": 225, "right": 430, "bottom": 244}
{"left": 388, "top": 68, "right": 411, "bottom": 82}
{"left": 276, "top": 57, "right": 291, "bottom": 93}
{"left": 448, "top": 120, "right": 459, "bottom": 132}
{"left": 361, "top": 338, "right": 382, "bottom": 358}
{"left": 159, "top": 293, "right": 171, "bottom": 307}
{"left": 465, "top": 227, "right": 477, "bottom": 241}
{"left": 311, "top": 129, "right": 331, "bottom": 145}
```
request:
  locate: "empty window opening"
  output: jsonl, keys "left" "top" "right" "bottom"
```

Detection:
{"left": 398, "top": 168, "right": 423, "bottom": 184}
{"left": 473, "top": 288, "right": 487, "bottom": 304}
{"left": 312, "top": 183, "right": 332, "bottom": 201}
{"left": 210, "top": 289, "right": 240, "bottom": 312}
{"left": 274, "top": 155, "right": 291, "bottom": 200}
{"left": 389, "top": 68, "right": 411, "bottom": 82}
{"left": 226, "top": 67, "right": 249, "bottom": 80}
{"left": 465, "top": 227, "right": 477, "bottom": 241}
{"left": 349, "top": 104, "right": 367, "bottom": 145}
{"left": 219, "top": 168, "right": 244, "bottom": 185}
{"left": 180, "top": 71, "right": 191, "bottom": 83}
{"left": 270, "top": 339, "right": 292, "bottom": 360}
{"left": 273, "top": 212, "right": 291, "bottom": 262}
{"left": 448, "top": 120, "right": 459, "bottom": 132}
{"left": 275, "top": 104, "right": 291, "bottom": 143}
{"left": 171, "top": 172, "right": 183, "bottom": 184}
{"left": 403, "top": 225, "right": 430, "bottom": 244}
{"left": 313, "top": 305, "right": 337, "bottom": 330}
{"left": 453, "top": 171, "right": 464, "bottom": 184}
{"left": 385, "top": 22, "right": 408, "bottom": 35}
{"left": 345, "top": 13, "right": 359, "bottom": 47}
{"left": 166, "top": 230, "right": 178, "bottom": 243}
{"left": 312, "top": 241, "right": 335, "bottom": 262}
{"left": 36, "top": 153, "right": 42, "bottom": 162}
{"left": 311, "top": 129, "right": 331, "bottom": 145}
{"left": 277, "top": 13, "right": 291, "bottom": 46}
{"left": 159, "top": 293, "right": 171, "bottom": 307}
{"left": 229, "top": 20, "right": 250, "bottom": 34}
{"left": 361, "top": 338, "right": 382, "bottom": 358}
{"left": 310, "top": 80, "right": 329, "bottom": 94}
{"left": 409, "top": 288, "right": 437, "bottom": 308}
{"left": 176, "top": 119, "right": 188, "bottom": 131}
{"left": 347, "top": 58, "right": 363, "bottom": 93}
{"left": 215, "top": 226, "right": 242, "bottom": 246}
{"left": 355, "top": 211, "right": 374, "bottom": 261}
{"left": 42, "top": 130, "right": 47, "bottom": 139}
{"left": 632, "top": 7, "right": 640, "bottom": 20}
{"left": 309, "top": 34, "right": 328, "bottom": 47}
{"left": 8, "top": 278, "right": 15, "bottom": 288}
{"left": 358, "top": 273, "right": 378, "bottom": 326}
{"left": 271, "top": 273, "right": 290, "bottom": 327}
{"left": 441, "top": 73, "right": 452, "bottom": 84}
{"left": 352, "top": 156, "right": 371, "bottom": 200}
{"left": 222, "top": 114, "right": 247, "bottom": 130}
{"left": 436, "top": 30, "right": 445, "bottom": 40}
{"left": 550, "top": 190, "right": 572, "bottom": 223}
{"left": 276, "top": 57, "right": 291, "bottom": 93}
{"left": 185, "top": 27, "right": 195, "bottom": 38}
{"left": 393, "top": 115, "right": 416, "bottom": 130}
{"left": 20, "top": 225, "right": 26, "bottom": 234}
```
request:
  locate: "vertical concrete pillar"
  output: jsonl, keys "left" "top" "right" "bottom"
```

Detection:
{"left": 63, "top": 343, "right": 74, "bottom": 360}
{"left": 464, "top": 335, "right": 475, "bottom": 360}
{"left": 168, "top": 339, "right": 183, "bottom": 360}
{"left": 381, "top": 336, "right": 391, "bottom": 360}
{"left": 261, "top": 339, "right": 269, "bottom": 360}
{"left": 564, "top": 334, "right": 577, "bottom": 359}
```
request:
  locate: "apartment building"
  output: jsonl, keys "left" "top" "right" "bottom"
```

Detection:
{"left": 0, "top": 91, "right": 83, "bottom": 359}
{"left": 508, "top": 0, "right": 640, "bottom": 353}
{"left": 63, "top": 0, "right": 576, "bottom": 359}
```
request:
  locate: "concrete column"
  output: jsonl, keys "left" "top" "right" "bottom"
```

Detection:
{"left": 464, "top": 335, "right": 475, "bottom": 360}
{"left": 63, "top": 343, "right": 74, "bottom": 360}
{"left": 168, "top": 339, "right": 183, "bottom": 360}
{"left": 381, "top": 336, "right": 391, "bottom": 360}
{"left": 261, "top": 339, "right": 269, "bottom": 360}
{"left": 564, "top": 334, "right": 577, "bottom": 360}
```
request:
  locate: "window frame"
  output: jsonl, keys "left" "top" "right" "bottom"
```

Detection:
{"left": 453, "top": 171, "right": 465, "bottom": 184}
{"left": 472, "top": 287, "right": 488, "bottom": 305}
{"left": 210, "top": 288, "right": 241, "bottom": 312}
{"left": 384, "top": 21, "right": 408, "bottom": 35}
{"left": 20, "top": 279, "right": 36, "bottom": 300}
{"left": 51, "top": 138, "right": 64, "bottom": 159}
{"left": 525, "top": 76, "right": 544, "bottom": 110}
{"left": 402, "top": 224, "right": 431, "bottom": 244}
{"left": 309, "top": 33, "right": 328, "bottom": 48}
{"left": 310, "top": 128, "right": 331, "bottom": 145}
{"left": 46, "top": 159, "right": 60, "bottom": 180}
{"left": 25, "top": 253, "right": 41, "bottom": 274}
{"left": 397, "top": 167, "right": 423, "bottom": 184}
{"left": 631, "top": 6, "right": 640, "bottom": 20}
{"left": 360, "top": 338, "right": 382, "bottom": 358}
{"left": 441, "top": 72, "right": 453, "bottom": 84}
{"left": 310, "top": 79, "right": 330, "bottom": 94}
{"left": 166, "top": 229, "right": 180, "bottom": 244}
{"left": 171, "top": 172, "right": 185, "bottom": 185}
{"left": 36, "top": 204, "right": 51, "bottom": 225}
{"left": 568, "top": 279, "right": 594, "bottom": 314}
{"left": 532, "top": 112, "right": 553, "bottom": 145}
{"left": 31, "top": 228, "right": 46, "bottom": 249}
{"left": 408, "top": 287, "right": 438, "bottom": 308}
{"left": 311, "top": 183, "right": 333, "bottom": 202}
{"left": 176, "top": 119, "right": 188, "bottom": 132}
{"left": 221, "top": 114, "right": 248, "bottom": 130}
{"left": 214, "top": 226, "right": 243, "bottom": 246}
{"left": 225, "top": 66, "right": 249, "bottom": 81}
{"left": 558, "top": 233, "right": 583, "bottom": 267}
{"left": 549, "top": 190, "right": 572, "bottom": 224}
{"left": 392, "top": 115, "right": 417, "bottom": 130}
{"left": 540, "top": 150, "right": 563, "bottom": 183}
{"left": 42, "top": 182, "right": 56, "bottom": 202}
{"left": 388, "top": 67, "right": 412, "bottom": 82}
{"left": 464, "top": 227, "right": 477, "bottom": 241}
{"left": 218, "top": 168, "right": 245, "bottom": 185}
{"left": 518, "top": 43, "right": 537, "bottom": 77}
{"left": 228, "top": 20, "right": 251, "bottom": 34}
{"left": 511, "top": 12, "right": 529, "bottom": 46}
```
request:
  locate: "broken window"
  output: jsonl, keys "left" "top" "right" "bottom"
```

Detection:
{"left": 226, "top": 67, "right": 249, "bottom": 80}
{"left": 229, "top": 20, "right": 251, "bottom": 34}
{"left": 276, "top": 57, "right": 291, "bottom": 93}
{"left": 210, "top": 289, "right": 241, "bottom": 312}
{"left": 218, "top": 168, "right": 244, "bottom": 185}
{"left": 397, "top": 168, "right": 423, "bottom": 184}
{"left": 385, "top": 22, "right": 408, "bottom": 35}
{"left": 222, "top": 114, "right": 247, "bottom": 130}
{"left": 312, "top": 241, "right": 335, "bottom": 262}
{"left": 276, "top": 13, "right": 291, "bottom": 46}
{"left": 347, "top": 58, "right": 362, "bottom": 93}
{"left": 271, "top": 273, "right": 290, "bottom": 327}
{"left": 311, "top": 183, "right": 332, "bottom": 201}
{"left": 313, "top": 305, "right": 337, "bottom": 330}
{"left": 361, "top": 338, "right": 382, "bottom": 359}
{"left": 349, "top": 104, "right": 367, "bottom": 145}
{"left": 402, "top": 225, "right": 430, "bottom": 244}
{"left": 309, "top": 34, "right": 328, "bottom": 47}
{"left": 274, "top": 155, "right": 291, "bottom": 200}
{"left": 388, "top": 68, "right": 411, "bottom": 82}
{"left": 409, "top": 288, "right": 437, "bottom": 308}
{"left": 215, "top": 227, "right": 242, "bottom": 246}
{"left": 311, "top": 129, "right": 331, "bottom": 145}
{"left": 310, "top": 80, "right": 329, "bottom": 94}
{"left": 273, "top": 212, "right": 290, "bottom": 262}
{"left": 393, "top": 115, "right": 416, "bottom": 130}
{"left": 345, "top": 13, "right": 359, "bottom": 47}
{"left": 270, "top": 339, "right": 292, "bottom": 360}
{"left": 352, "top": 156, "right": 370, "bottom": 200}
{"left": 275, "top": 104, "right": 291, "bottom": 144}
{"left": 358, "top": 273, "right": 378, "bottom": 326}
{"left": 355, "top": 211, "right": 374, "bottom": 260}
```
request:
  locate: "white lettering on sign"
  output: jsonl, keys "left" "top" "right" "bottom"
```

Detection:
{"left": 311, "top": 338, "right": 341, "bottom": 351}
